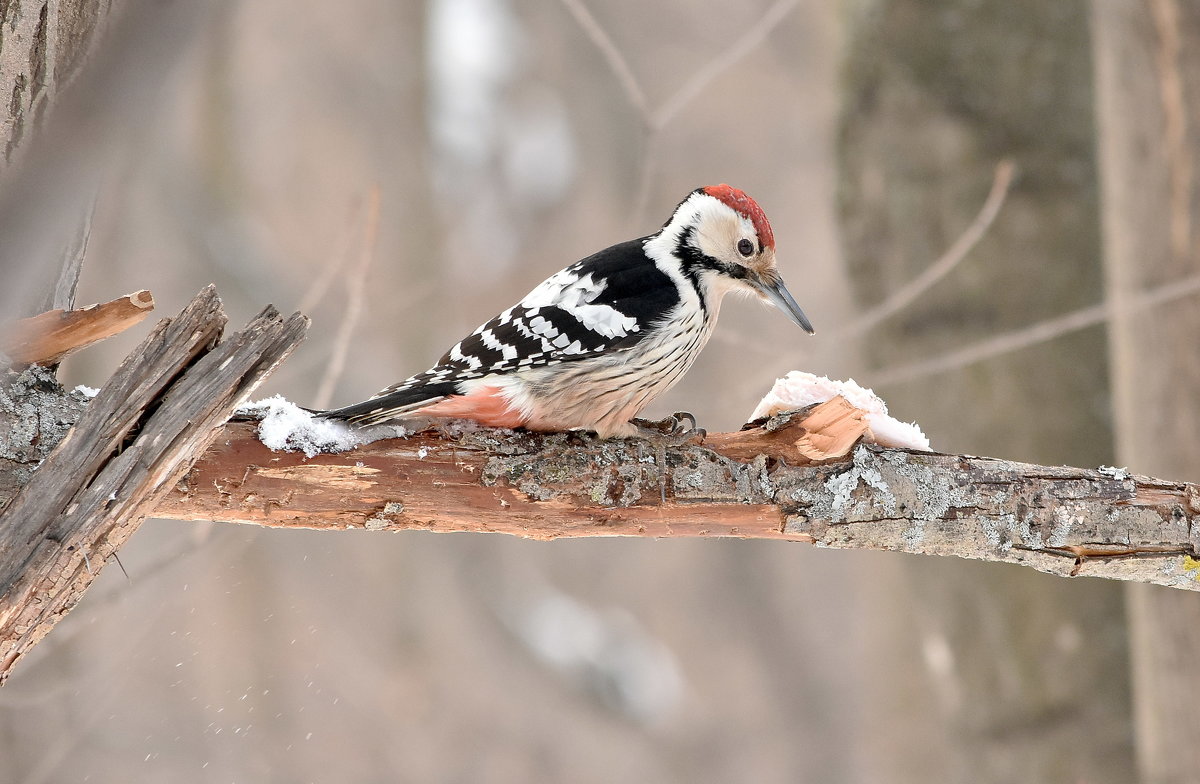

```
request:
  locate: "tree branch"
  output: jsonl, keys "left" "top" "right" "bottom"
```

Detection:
{"left": 0, "top": 289, "right": 154, "bottom": 367}
{"left": 2, "top": 302, "right": 1198, "bottom": 684}
{"left": 149, "top": 412, "right": 1200, "bottom": 592}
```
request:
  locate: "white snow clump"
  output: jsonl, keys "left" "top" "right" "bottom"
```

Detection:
{"left": 237, "top": 395, "right": 393, "bottom": 458}
{"left": 751, "top": 371, "right": 932, "bottom": 451}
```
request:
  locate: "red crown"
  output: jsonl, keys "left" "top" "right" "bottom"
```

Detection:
{"left": 701, "top": 184, "right": 775, "bottom": 249}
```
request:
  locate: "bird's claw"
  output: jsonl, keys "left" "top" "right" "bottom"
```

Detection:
{"left": 631, "top": 411, "right": 706, "bottom": 442}
{"left": 667, "top": 411, "right": 698, "bottom": 434}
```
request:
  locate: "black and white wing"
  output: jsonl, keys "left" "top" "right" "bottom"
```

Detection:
{"left": 323, "top": 237, "right": 682, "bottom": 422}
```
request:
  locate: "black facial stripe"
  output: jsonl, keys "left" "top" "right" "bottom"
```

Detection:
{"left": 674, "top": 226, "right": 751, "bottom": 309}
{"left": 721, "top": 262, "right": 750, "bottom": 279}
{"left": 673, "top": 227, "right": 709, "bottom": 315}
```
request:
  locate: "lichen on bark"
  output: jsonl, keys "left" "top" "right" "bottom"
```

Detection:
{"left": 0, "top": 363, "right": 87, "bottom": 506}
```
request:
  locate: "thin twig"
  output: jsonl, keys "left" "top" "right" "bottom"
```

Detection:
{"left": 45, "top": 193, "right": 98, "bottom": 313}
{"left": 560, "top": 0, "right": 802, "bottom": 224}
{"left": 650, "top": 0, "right": 802, "bottom": 130}
{"left": 557, "top": 0, "right": 649, "bottom": 120}
{"left": 630, "top": 133, "right": 661, "bottom": 228}
{"left": 838, "top": 160, "right": 1016, "bottom": 339}
{"left": 867, "top": 272, "right": 1200, "bottom": 387}
{"left": 297, "top": 197, "right": 365, "bottom": 315}
{"left": 313, "top": 186, "right": 381, "bottom": 409}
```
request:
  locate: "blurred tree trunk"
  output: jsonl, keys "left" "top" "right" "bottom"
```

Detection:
{"left": 0, "top": 0, "right": 111, "bottom": 170}
{"left": 0, "top": 0, "right": 112, "bottom": 316}
{"left": 1092, "top": 2, "right": 1200, "bottom": 782}
{"left": 839, "top": 2, "right": 1132, "bottom": 781}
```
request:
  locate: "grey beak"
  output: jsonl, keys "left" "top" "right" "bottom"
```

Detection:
{"left": 757, "top": 276, "right": 815, "bottom": 335}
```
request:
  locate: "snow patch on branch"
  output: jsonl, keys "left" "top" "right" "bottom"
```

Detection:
{"left": 237, "top": 396, "right": 407, "bottom": 458}
{"left": 1098, "top": 465, "right": 1130, "bottom": 480}
{"left": 752, "top": 371, "right": 931, "bottom": 451}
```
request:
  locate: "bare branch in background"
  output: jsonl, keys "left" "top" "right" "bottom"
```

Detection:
{"left": 868, "top": 271, "right": 1200, "bottom": 387}
{"left": 296, "top": 195, "right": 373, "bottom": 315}
{"left": 37, "top": 193, "right": 98, "bottom": 315}
{"left": 556, "top": 0, "right": 650, "bottom": 119}
{"left": 313, "top": 186, "right": 381, "bottom": 409}
{"left": 838, "top": 160, "right": 1016, "bottom": 339}
{"left": 560, "top": 0, "right": 801, "bottom": 221}
{"left": 650, "top": 0, "right": 802, "bottom": 131}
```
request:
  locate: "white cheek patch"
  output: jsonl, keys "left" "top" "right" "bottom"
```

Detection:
{"left": 692, "top": 206, "right": 757, "bottom": 267}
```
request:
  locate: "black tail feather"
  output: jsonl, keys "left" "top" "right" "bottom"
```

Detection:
{"left": 318, "top": 381, "right": 460, "bottom": 426}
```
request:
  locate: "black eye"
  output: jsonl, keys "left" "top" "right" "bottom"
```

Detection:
{"left": 737, "top": 238, "right": 754, "bottom": 257}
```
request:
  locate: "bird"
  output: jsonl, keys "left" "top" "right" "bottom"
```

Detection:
{"left": 320, "top": 185, "right": 815, "bottom": 438}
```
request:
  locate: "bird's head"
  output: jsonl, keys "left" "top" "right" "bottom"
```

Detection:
{"left": 658, "top": 184, "right": 815, "bottom": 335}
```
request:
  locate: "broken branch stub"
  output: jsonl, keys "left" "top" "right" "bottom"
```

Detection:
{"left": 0, "top": 290, "right": 155, "bottom": 367}
{"left": 704, "top": 395, "right": 869, "bottom": 464}
{"left": 0, "top": 286, "right": 308, "bottom": 683}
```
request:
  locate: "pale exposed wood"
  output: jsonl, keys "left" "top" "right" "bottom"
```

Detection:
{"left": 704, "top": 396, "right": 868, "bottom": 464}
{"left": 0, "top": 289, "right": 154, "bottom": 367}
{"left": 0, "top": 286, "right": 308, "bottom": 683}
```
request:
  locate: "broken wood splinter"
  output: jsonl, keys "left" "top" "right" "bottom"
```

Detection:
{"left": 0, "top": 290, "right": 155, "bottom": 367}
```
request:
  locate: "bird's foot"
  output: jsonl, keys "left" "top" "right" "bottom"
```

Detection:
{"left": 631, "top": 411, "right": 706, "bottom": 442}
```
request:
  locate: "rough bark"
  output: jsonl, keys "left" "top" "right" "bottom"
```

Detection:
{"left": 143, "top": 425, "right": 1200, "bottom": 591}
{"left": 1093, "top": 2, "right": 1200, "bottom": 781}
{"left": 0, "top": 286, "right": 307, "bottom": 683}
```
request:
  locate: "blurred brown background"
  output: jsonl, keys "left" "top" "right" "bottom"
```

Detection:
{"left": 2, "top": 0, "right": 1198, "bottom": 781}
